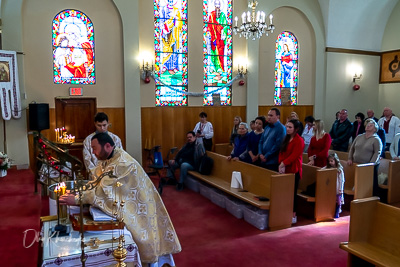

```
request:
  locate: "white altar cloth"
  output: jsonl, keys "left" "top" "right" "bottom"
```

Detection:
{"left": 41, "top": 220, "right": 142, "bottom": 267}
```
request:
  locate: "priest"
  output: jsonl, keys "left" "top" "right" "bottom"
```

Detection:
{"left": 60, "top": 132, "right": 181, "bottom": 264}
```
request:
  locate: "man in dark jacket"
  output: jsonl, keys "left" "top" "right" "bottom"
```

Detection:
{"left": 330, "top": 109, "right": 353, "bottom": 152}
{"left": 168, "top": 131, "right": 205, "bottom": 191}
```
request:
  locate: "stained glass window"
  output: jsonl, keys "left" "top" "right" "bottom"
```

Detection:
{"left": 154, "top": 0, "right": 188, "bottom": 106}
{"left": 203, "top": 0, "right": 232, "bottom": 106}
{"left": 52, "top": 10, "right": 95, "bottom": 84}
{"left": 274, "top": 31, "right": 298, "bottom": 105}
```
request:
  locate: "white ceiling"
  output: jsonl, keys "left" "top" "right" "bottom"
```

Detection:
{"left": 318, "top": 0, "right": 399, "bottom": 51}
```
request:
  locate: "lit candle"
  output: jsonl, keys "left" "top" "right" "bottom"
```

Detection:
{"left": 247, "top": 11, "right": 250, "bottom": 23}
{"left": 256, "top": 11, "right": 260, "bottom": 22}
{"left": 234, "top": 16, "right": 238, "bottom": 27}
{"left": 269, "top": 14, "right": 273, "bottom": 25}
{"left": 241, "top": 13, "right": 245, "bottom": 24}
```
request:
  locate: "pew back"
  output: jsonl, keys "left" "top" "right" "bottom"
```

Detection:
{"left": 300, "top": 164, "right": 337, "bottom": 221}
{"left": 340, "top": 197, "right": 400, "bottom": 266}
{"left": 189, "top": 151, "right": 295, "bottom": 230}
{"left": 214, "top": 143, "right": 232, "bottom": 157}
{"left": 341, "top": 160, "right": 374, "bottom": 199}
{"left": 378, "top": 158, "right": 400, "bottom": 204}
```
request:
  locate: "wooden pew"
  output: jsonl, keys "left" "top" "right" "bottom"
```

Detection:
{"left": 298, "top": 164, "right": 338, "bottom": 222}
{"left": 214, "top": 143, "right": 233, "bottom": 156}
{"left": 340, "top": 197, "right": 400, "bottom": 266}
{"left": 328, "top": 149, "right": 348, "bottom": 161}
{"left": 341, "top": 160, "right": 374, "bottom": 199}
{"left": 378, "top": 158, "right": 400, "bottom": 204}
{"left": 188, "top": 152, "right": 295, "bottom": 231}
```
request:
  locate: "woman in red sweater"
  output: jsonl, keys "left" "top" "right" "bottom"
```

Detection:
{"left": 279, "top": 119, "right": 305, "bottom": 224}
{"left": 307, "top": 120, "right": 332, "bottom": 167}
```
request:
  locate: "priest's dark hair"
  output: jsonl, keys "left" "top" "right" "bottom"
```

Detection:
{"left": 94, "top": 112, "right": 109, "bottom": 123}
{"left": 92, "top": 132, "right": 115, "bottom": 147}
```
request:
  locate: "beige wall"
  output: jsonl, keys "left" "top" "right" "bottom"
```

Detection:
{"left": 22, "top": 0, "right": 124, "bottom": 108}
{"left": 325, "top": 52, "right": 381, "bottom": 128}
{"left": 258, "top": 6, "right": 316, "bottom": 105}
{"left": 379, "top": 0, "right": 400, "bottom": 115}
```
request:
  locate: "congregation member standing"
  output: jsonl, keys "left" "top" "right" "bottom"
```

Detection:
{"left": 378, "top": 107, "right": 400, "bottom": 151}
{"left": 168, "top": 131, "right": 205, "bottom": 191}
{"left": 227, "top": 122, "right": 250, "bottom": 161}
{"left": 259, "top": 108, "right": 286, "bottom": 172}
{"left": 389, "top": 132, "right": 400, "bottom": 160}
{"left": 348, "top": 119, "right": 382, "bottom": 197}
{"left": 278, "top": 119, "right": 305, "bottom": 224}
{"left": 308, "top": 120, "right": 332, "bottom": 167}
{"left": 193, "top": 112, "right": 214, "bottom": 151}
{"left": 243, "top": 116, "right": 266, "bottom": 164}
{"left": 329, "top": 109, "right": 352, "bottom": 152}
{"left": 351, "top": 112, "right": 365, "bottom": 142}
{"left": 230, "top": 116, "right": 242, "bottom": 145}
{"left": 366, "top": 109, "right": 379, "bottom": 122}
{"left": 301, "top": 115, "right": 315, "bottom": 152}
{"left": 83, "top": 112, "right": 122, "bottom": 178}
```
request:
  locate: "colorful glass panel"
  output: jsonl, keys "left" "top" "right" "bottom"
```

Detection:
{"left": 274, "top": 31, "right": 298, "bottom": 105}
{"left": 203, "top": 0, "right": 232, "bottom": 105}
{"left": 52, "top": 10, "right": 95, "bottom": 84}
{"left": 154, "top": 0, "right": 188, "bottom": 106}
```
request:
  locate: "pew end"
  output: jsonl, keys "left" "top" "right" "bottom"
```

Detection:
{"left": 339, "top": 197, "right": 400, "bottom": 266}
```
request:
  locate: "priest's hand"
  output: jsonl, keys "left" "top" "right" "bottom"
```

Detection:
{"left": 59, "top": 193, "right": 78, "bottom": 206}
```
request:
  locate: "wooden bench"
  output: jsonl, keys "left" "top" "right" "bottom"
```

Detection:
{"left": 214, "top": 143, "right": 233, "bottom": 156}
{"left": 341, "top": 160, "right": 374, "bottom": 199}
{"left": 298, "top": 164, "right": 338, "bottom": 222}
{"left": 339, "top": 197, "right": 400, "bottom": 266}
{"left": 305, "top": 150, "right": 374, "bottom": 200}
{"left": 378, "top": 158, "right": 400, "bottom": 204}
{"left": 188, "top": 151, "right": 295, "bottom": 231}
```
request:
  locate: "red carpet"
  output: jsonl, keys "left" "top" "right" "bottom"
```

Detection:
{"left": 0, "top": 169, "right": 42, "bottom": 266}
{"left": 0, "top": 169, "right": 349, "bottom": 266}
{"left": 158, "top": 181, "right": 349, "bottom": 267}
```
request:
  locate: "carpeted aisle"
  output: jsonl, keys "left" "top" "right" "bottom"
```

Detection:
{"left": 0, "top": 169, "right": 42, "bottom": 266}
{"left": 0, "top": 169, "right": 349, "bottom": 266}
{"left": 158, "top": 180, "right": 349, "bottom": 267}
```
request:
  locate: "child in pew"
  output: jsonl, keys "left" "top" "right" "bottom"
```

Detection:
{"left": 323, "top": 153, "right": 345, "bottom": 218}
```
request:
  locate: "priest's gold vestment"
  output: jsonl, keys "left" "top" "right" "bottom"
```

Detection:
{"left": 80, "top": 147, "right": 181, "bottom": 263}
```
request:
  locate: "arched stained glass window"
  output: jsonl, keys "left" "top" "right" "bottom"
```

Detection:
{"left": 203, "top": 0, "right": 232, "bottom": 106}
{"left": 53, "top": 10, "right": 95, "bottom": 84}
{"left": 274, "top": 31, "right": 298, "bottom": 105}
{"left": 154, "top": 0, "right": 188, "bottom": 106}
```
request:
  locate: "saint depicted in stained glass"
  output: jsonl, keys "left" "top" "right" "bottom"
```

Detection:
{"left": 274, "top": 31, "right": 298, "bottom": 105}
{"left": 154, "top": 0, "right": 188, "bottom": 106}
{"left": 203, "top": 0, "right": 232, "bottom": 105}
{"left": 53, "top": 10, "right": 95, "bottom": 84}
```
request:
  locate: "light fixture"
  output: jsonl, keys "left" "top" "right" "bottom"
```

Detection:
{"left": 233, "top": 1, "right": 275, "bottom": 40}
{"left": 141, "top": 60, "right": 154, "bottom": 84}
{"left": 353, "top": 73, "right": 362, "bottom": 83}
{"left": 352, "top": 72, "right": 362, "bottom": 90}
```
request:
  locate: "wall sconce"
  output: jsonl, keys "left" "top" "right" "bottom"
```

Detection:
{"left": 237, "top": 64, "right": 247, "bottom": 76}
{"left": 141, "top": 60, "right": 154, "bottom": 84}
{"left": 353, "top": 73, "right": 362, "bottom": 83}
{"left": 352, "top": 72, "right": 362, "bottom": 91}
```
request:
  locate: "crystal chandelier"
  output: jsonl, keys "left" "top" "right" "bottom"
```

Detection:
{"left": 233, "top": 1, "right": 275, "bottom": 40}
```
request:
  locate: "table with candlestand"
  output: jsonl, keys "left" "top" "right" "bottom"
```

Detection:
{"left": 40, "top": 217, "right": 142, "bottom": 267}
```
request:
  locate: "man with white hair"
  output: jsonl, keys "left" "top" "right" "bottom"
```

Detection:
{"left": 378, "top": 107, "right": 400, "bottom": 151}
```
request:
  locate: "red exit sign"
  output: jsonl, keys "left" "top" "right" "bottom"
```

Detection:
{"left": 69, "top": 87, "right": 83, "bottom": 96}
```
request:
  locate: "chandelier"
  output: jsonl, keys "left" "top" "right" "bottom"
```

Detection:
{"left": 233, "top": 1, "right": 275, "bottom": 40}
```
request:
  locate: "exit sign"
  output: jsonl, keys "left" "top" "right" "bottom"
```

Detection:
{"left": 69, "top": 87, "right": 83, "bottom": 96}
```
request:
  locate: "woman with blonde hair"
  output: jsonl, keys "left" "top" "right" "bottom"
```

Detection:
{"left": 288, "top": 111, "right": 304, "bottom": 135}
{"left": 308, "top": 119, "right": 332, "bottom": 167}
{"left": 230, "top": 116, "right": 242, "bottom": 145}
